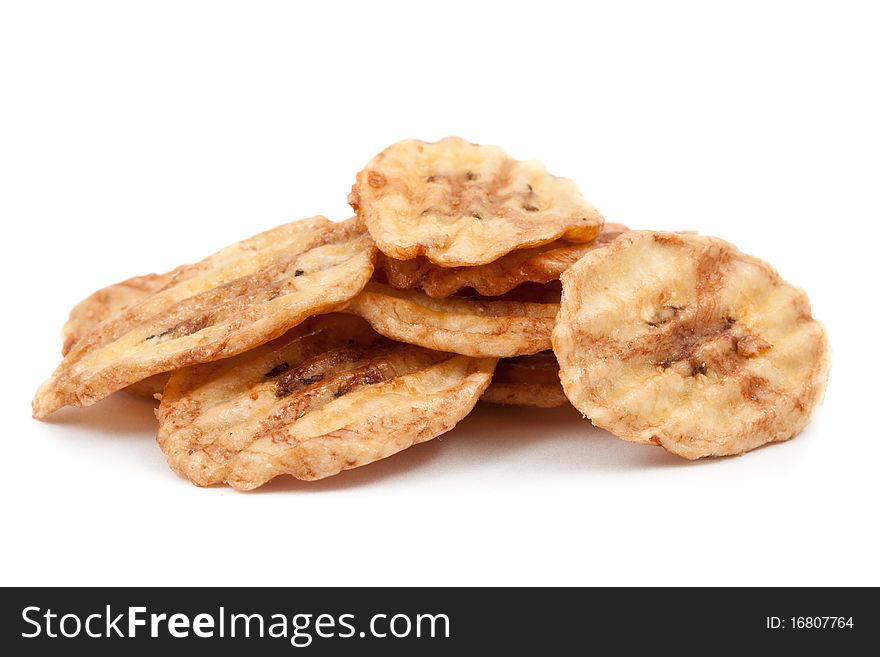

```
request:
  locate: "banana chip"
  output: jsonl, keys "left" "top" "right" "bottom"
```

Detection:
{"left": 481, "top": 351, "right": 567, "bottom": 408}
{"left": 62, "top": 273, "right": 173, "bottom": 356}
{"left": 33, "top": 218, "right": 376, "bottom": 418}
{"left": 345, "top": 281, "right": 557, "bottom": 358}
{"left": 553, "top": 231, "right": 830, "bottom": 459}
{"left": 157, "top": 314, "right": 495, "bottom": 489}
{"left": 349, "top": 137, "right": 604, "bottom": 266}
{"left": 381, "top": 223, "right": 629, "bottom": 298}
{"left": 61, "top": 275, "right": 173, "bottom": 399}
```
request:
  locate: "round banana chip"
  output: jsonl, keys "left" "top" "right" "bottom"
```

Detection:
{"left": 553, "top": 231, "right": 831, "bottom": 459}
{"left": 61, "top": 275, "right": 174, "bottom": 399}
{"left": 60, "top": 216, "right": 334, "bottom": 357}
{"left": 381, "top": 223, "right": 629, "bottom": 298}
{"left": 157, "top": 314, "right": 496, "bottom": 489}
{"left": 62, "top": 273, "right": 173, "bottom": 356}
{"left": 33, "top": 217, "right": 376, "bottom": 418}
{"left": 349, "top": 137, "right": 604, "bottom": 266}
{"left": 481, "top": 351, "right": 567, "bottom": 408}
{"left": 345, "top": 281, "right": 557, "bottom": 358}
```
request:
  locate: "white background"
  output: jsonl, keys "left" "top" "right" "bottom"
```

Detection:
{"left": 1, "top": 1, "right": 878, "bottom": 587}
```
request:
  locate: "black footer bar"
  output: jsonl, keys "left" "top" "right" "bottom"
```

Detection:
{"left": 1, "top": 587, "right": 874, "bottom": 653}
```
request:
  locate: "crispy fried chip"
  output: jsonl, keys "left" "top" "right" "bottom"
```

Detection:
{"left": 62, "top": 273, "right": 173, "bottom": 356}
{"left": 345, "top": 282, "right": 557, "bottom": 358}
{"left": 61, "top": 275, "right": 174, "bottom": 399}
{"left": 349, "top": 137, "right": 604, "bottom": 266}
{"left": 380, "top": 223, "right": 629, "bottom": 298}
{"left": 552, "top": 231, "right": 831, "bottom": 459}
{"left": 157, "top": 314, "right": 495, "bottom": 489}
{"left": 33, "top": 217, "right": 376, "bottom": 418}
{"left": 480, "top": 351, "right": 567, "bottom": 408}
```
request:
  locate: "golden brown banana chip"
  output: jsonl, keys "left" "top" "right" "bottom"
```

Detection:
{"left": 481, "top": 351, "right": 567, "bottom": 408}
{"left": 157, "top": 314, "right": 495, "bottom": 489}
{"left": 33, "top": 217, "right": 376, "bottom": 418}
{"left": 61, "top": 216, "right": 335, "bottom": 355}
{"left": 345, "top": 281, "right": 557, "bottom": 358}
{"left": 380, "top": 223, "right": 629, "bottom": 298}
{"left": 349, "top": 137, "right": 604, "bottom": 266}
{"left": 62, "top": 273, "right": 173, "bottom": 356}
{"left": 552, "top": 231, "right": 831, "bottom": 459}
{"left": 61, "top": 275, "right": 174, "bottom": 399}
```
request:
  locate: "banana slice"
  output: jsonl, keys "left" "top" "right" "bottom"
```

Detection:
{"left": 552, "top": 231, "right": 830, "bottom": 459}
{"left": 349, "top": 137, "right": 604, "bottom": 266}
{"left": 481, "top": 351, "right": 567, "bottom": 408}
{"left": 157, "top": 314, "right": 495, "bottom": 489}
{"left": 381, "top": 223, "right": 629, "bottom": 298}
{"left": 61, "top": 275, "right": 174, "bottom": 399}
{"left": 345, "top": 281, "right": 557, "bottom": 358}
{"left": 62, "top": 273, "right": 173, "bottom": 356}
{"left": 33, "top": 217, "right": 376, "bottom": 418}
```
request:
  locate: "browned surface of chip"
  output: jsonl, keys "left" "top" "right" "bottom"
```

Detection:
{"left": 552, "top": 231, "right": 830, "bottom": 459}
{"left": 61, "top": 275, "right": 175, "bottom": 398}
{"left": 349, "top": 137, "right": 604, "bottom": 266}
{"left": 380, "top": 223, "right": 629, "bottom": 298}
{"left": 62, "top": 273, "right": 175, "bottom": 356}
{"left": 345, "top": 281, "right": 557, "bottom": 358}
{"left": 33, "top": 217, "right": 376, "bottom": 418}
{"left": 480, "top": 351, "right": 567, "bottom": 408}
{"left": 157, "top": 314, "right": 495, "bottom": 489}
